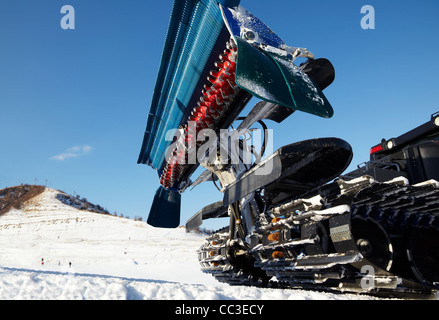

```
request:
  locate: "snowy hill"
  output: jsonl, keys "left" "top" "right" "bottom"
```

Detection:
{"left": 0, "top": 187, "right": 381, "bottom": 300}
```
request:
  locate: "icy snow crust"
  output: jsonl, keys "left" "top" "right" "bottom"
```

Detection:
{"left": 0, "top": 188, "right": 379, "bottom": 300}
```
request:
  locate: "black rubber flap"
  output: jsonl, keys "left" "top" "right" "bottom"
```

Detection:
{"left": 147, "top": 186, "right": 181, "bottom": 228}
{"left": 300, "top": 58, "right": 335, "bottom": 91}
{"left": 224, "top": 137, "right": 353, "bottom": 205}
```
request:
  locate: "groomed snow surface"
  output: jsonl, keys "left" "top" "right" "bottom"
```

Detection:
{"left": 0, "top": 188, "right": 381, "bottom": 300}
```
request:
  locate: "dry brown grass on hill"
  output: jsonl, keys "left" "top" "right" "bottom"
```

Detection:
{"left": 0, "top": 185, "right": 46, "bottom": 215}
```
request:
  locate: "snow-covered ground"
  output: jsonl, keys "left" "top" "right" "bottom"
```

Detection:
{"left": 0, "top": 188, "right": 382, "bottom": 300}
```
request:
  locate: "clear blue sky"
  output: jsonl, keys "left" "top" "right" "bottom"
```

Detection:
{"left": 1, "top": 0, "right": 438, "bottom": 229}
